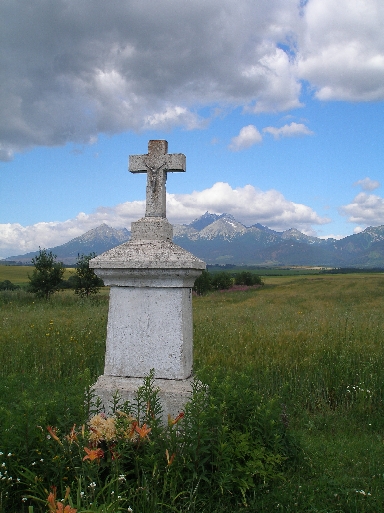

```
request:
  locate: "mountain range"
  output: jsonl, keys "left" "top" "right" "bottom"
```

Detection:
{"left": 3, "top": 212, "right": 384, "bottom": 267}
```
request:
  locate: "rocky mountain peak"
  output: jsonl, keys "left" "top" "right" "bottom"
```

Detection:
{"left": 189, "top": 212, "right": 221, "bottom": 231}
{"left": 4, "top": 213, "right": 384, "bottom": 267}
{"left": 199, "top": 215, "right": 246, "bottom": 240}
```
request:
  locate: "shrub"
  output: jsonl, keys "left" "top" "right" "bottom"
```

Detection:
{"left": 59, "top": 275, "right": 78, "bottom": 289}
{"left": 74, "top": 253, "right": 104, "bottom": 298}
{"left": 211, "top": 271, "right": 233, "bottom": 290}
{"left": 234, "top": 271, "right": 263, "bottom": 286}
{"left": 0, "top": 279, "right": 19, "bottom": 291}
{"left": 28, "top": 248, "right": 65, "bottom": 299}
{"left": 7, "top": 372, "right": 299, "bottom": 512}
{"left": 193, "top": 269, "right": 212, "bottom": 295}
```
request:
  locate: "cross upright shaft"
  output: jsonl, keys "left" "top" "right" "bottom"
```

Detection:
{"left": 129, "top": 140, "right": 186, "bottom": 218}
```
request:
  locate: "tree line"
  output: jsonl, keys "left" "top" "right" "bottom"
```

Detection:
{"left": 193, "top": 269, "right": 263, "bottom": 295}
{"left": 2, "top": 250, "right": 263, "bottom": 299}
{"left": 27, "top": 249, "right": 104, "bottom": 299}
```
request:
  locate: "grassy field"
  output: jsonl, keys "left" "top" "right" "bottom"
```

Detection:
{"left": 0, "top": 265, "right": 75, "bottom": 286}
{"left": 0, "top": 273, "right": 384, "bottom": 511}
{"left": 194, "top": 274, "right": 384, "bottom": 511}
{"left": 207, "top": 265, "right": 330, "bottom": 276}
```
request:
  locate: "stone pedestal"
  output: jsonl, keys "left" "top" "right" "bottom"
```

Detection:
{"left": 92, "top": 375, "right": 194, "bottom": 422}
{"left": 90, "top": 226, "right": 205, "bottom": 419}
{"left": 90, "top": 140, "right": 205, "bottom": 421}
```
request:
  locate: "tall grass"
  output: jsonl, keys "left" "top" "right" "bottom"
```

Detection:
{"left": 194, "top": 274, "right": 384, "bottom": 413}
{"left": 0, "top": 291, "right": 107, "bottom": 380}
{"left": 0, "top": 291, "right": 107, "bottom": 471}
{"left": 193, "top": 274, "right": 384, "bottom": 511}
{"left": 1, "top": 274, "right": 384, "bottom": 511}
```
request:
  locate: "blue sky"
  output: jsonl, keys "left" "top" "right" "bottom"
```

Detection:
{"left": 1, "top": 0, "right": 384, "bottom": 258}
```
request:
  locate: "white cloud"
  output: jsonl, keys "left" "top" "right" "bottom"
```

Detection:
{"left": 263, "top": 122, "right": 314, "bottom": 139}
{"left": 340, "top": 192, "right": 384, "bottom": 226}
{"left": 298, "top": 0, "right": 384, "bottom": 101}
{"left": 318, "top": 234, "right": 346, "bottom": 240}
{"left": 168, "top": 183, "right": 330, "bottom": 233}
{"left": 229, "top": 121, "right": 313, "bottom": 150}
{"left": 144, "top": 106, "right": 206, "bottom": 130}
{"left": 228, "top": 125, "right": 262, "bottom": 151}
{"left": 0, "top": 202, "right": 146, "bottom": 259}
{"left": 354, "top": 177, "right": 381, "bottom": 191}
{"left": 0, "top": 182, "right": 330, "bottom": 258}
{"left": 242, "top": 46, "right": 303, "bottom": 113}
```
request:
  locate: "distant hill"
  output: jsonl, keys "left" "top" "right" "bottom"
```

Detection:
{"left": 3, "top": 214, "right": 384, "bottom": 267}
{"left": 4, "top": 224, "right": 130, "bottom": 265}
{"left": 173, "top": 213, "right": 384, "bottom": 267}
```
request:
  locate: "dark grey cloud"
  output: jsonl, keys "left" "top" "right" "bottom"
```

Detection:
{"left": 0, "top": 0, "right": 301, "bottom": 159}
{"left": 1, "top": 0, "right": 384, "bottom": 160}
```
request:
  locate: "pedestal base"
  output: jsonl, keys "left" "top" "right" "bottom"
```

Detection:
{"left": 92, "top": 375, "right": 193, "bottom": 424}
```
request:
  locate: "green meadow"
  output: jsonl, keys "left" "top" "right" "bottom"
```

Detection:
{"left": 0, "top": 272, "right": 384, "bottom": 511}
{"left": 0, "top": 265, "right": 75, "bottom": 286}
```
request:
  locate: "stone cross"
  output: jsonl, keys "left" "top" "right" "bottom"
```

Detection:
{"left": 129, "top": 140, "right": 186, "bottom": 218}
{"left": 90, "top": 139, "right": 205, "bottom": 422}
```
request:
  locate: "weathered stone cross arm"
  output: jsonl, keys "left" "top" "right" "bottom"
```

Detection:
{"left": 129, "top": 140, "right": 186, "bottom": 218}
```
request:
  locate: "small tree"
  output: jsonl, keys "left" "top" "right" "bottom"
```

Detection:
{"left": 234, "top": 271, "right": 263, "bottom": 286}
{"left": 74, "top": 253, "right": 104, "bottom": 298}
{"left": 211, "top": 271, "right": 233, "bottom": 290}
{"left": 28, "top": 248, "right": 65, "bottom": 299}
{"left": 193, "top": 269, "right": 212, "bottom": 295}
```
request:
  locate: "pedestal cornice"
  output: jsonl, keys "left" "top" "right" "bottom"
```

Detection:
{"left": 89, "top": 239, "right": 206, "bottom": 271}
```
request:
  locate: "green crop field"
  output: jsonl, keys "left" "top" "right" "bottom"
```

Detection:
{"left": 0, "top": 265, "right": 75, "bottom": 285}
{"left": 0, "top": 273, "right": 384, "bottom": 512}
{"left": 207, "top": 265, "right": 329, "bottom": 276}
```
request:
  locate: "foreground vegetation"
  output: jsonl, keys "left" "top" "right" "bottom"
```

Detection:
{"left": 0, "top": 273, "right": 384, "bottom": 511}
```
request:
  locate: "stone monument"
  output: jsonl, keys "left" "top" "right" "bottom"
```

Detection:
{"left": 90, "top": 140, "right": 205, "bottom": 419}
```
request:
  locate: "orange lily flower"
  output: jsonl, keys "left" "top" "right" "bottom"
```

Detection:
{"left": 127, "top": 420, "right": 138, "bottom": 439}
{"left": 47, "top": 426, "right": 63, "bottom": 445}
{"left": 61, "top": 506, "right": 77, "bottom": 513}
{"left": 48, "top": 491, "right": 56, "bottom": 512}
{"left": 165, "top": 449, "right": 175, "bottom": 466}
{"left": 66, "top": 424, "right": 78, "bottom": 444}
{"left": 50, "top": 502, "right": 77, "bottom": 513}
{"left": 168, "top": 412, "right": 185, "bottom": 426}
{"left": 47, "top": 487, "right": 77, "bottom": 513}
{"left": 83, "top": 446, "right": 104, "bottom": 462}
{"left": 135, "top": 423, "right": 151, "bottom": 439}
